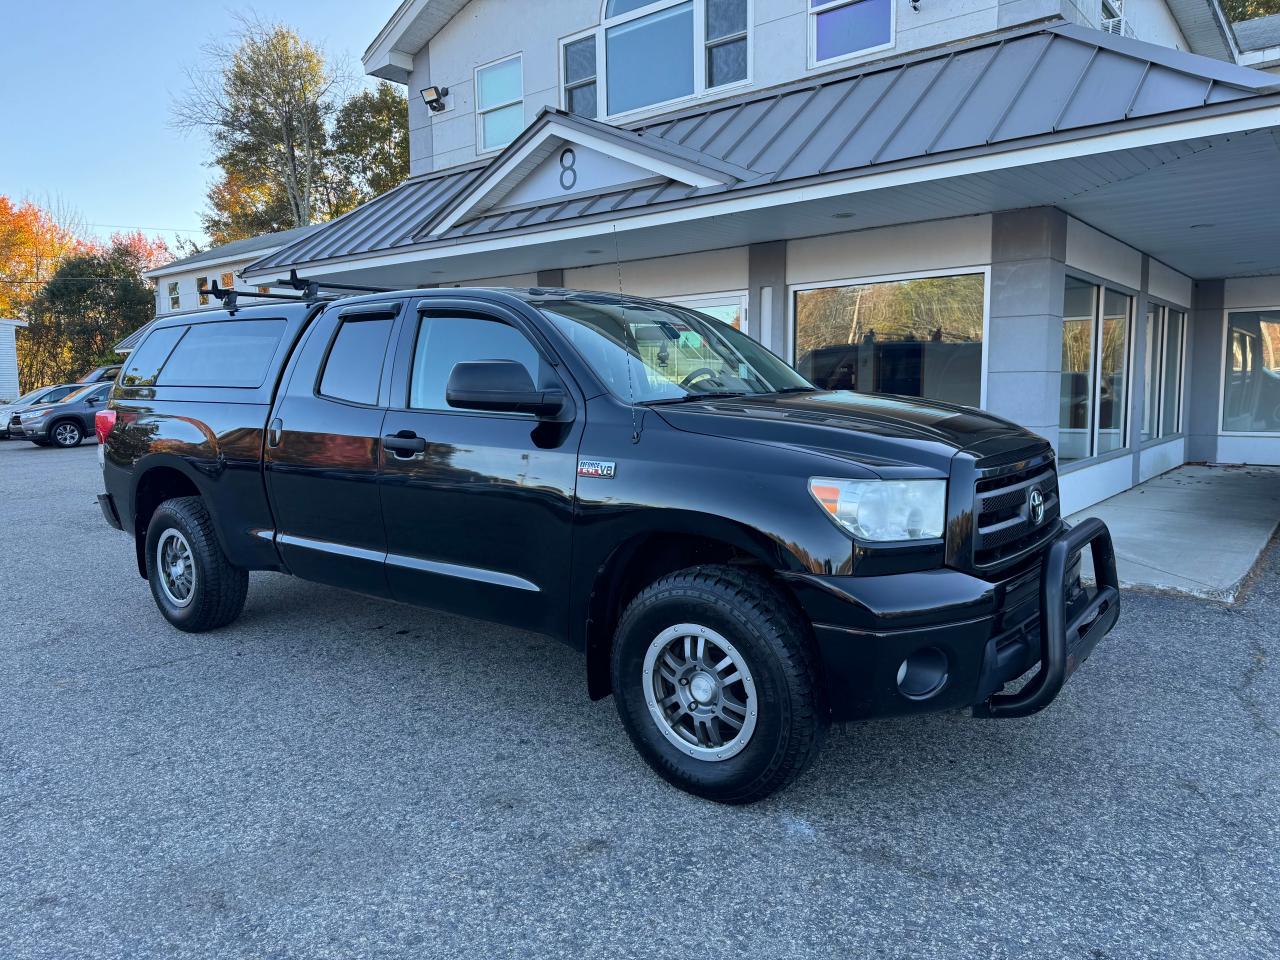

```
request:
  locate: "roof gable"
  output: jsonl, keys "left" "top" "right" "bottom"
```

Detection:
{"left": 417, "top": 110, "right": 760, "bottom": 238}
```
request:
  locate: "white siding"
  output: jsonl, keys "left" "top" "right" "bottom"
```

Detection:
{"left": 405, "top": 0, "right": 1169, "bottom": 174}
{"left": 0, "top": 321, "right": 22, "bottom": 401}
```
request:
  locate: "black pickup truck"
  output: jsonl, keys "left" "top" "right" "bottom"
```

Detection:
{"left": 98, "top": 287, "right": 1118, "bottom": 803}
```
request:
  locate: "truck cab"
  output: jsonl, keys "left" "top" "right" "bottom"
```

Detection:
{"left": 98, "top": 287, "right": 1118, "bottom": 803}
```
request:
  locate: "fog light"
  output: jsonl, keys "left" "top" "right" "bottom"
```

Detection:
{"left": 896, "top": 647, "right": 949, "bottom": 700}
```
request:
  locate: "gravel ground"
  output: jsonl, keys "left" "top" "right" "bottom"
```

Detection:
{"left": 1, "top": 438, "right": 1277, "bottom": 960}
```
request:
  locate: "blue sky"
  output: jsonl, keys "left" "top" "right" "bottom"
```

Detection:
{"left": 0, "top": 0, "right": 396, "bottom": 246}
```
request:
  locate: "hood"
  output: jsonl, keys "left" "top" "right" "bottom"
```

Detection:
{"left": 652, "top": 390, "right": 1046, "bottom": 476}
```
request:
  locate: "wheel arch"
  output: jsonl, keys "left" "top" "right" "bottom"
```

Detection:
{"left": 579, "top": 512, "right": 798, "bottom": 701}
{"left": 129, "top": 457, "right": 211, "bottom": 579}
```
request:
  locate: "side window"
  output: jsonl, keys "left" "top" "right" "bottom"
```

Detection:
{"left": 318, "top": 316, "right": 396, "bottom": 406}
{"left": 409, "top": 314, "right": 548, "bottom": 412}
{"left": 157, "top": 319, "right": 287, "bottom": 388}
{"left": 120, "top": 325, "right": 186, "bottom": 386}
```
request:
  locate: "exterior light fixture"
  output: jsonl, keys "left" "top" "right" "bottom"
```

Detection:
{"left": 420, "top": 86, "right": 450, "bottom": 112}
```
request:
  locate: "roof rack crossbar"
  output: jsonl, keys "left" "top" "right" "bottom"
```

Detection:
{"left": 276, "top": 268, "right": 392, "bottom": 296}
{"left": 207, "top": 280, "right": 331, "bottom": 315}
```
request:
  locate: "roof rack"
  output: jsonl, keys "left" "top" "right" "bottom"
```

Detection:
{"left": 274, "top": 269, "right": 392, "bottom": 298}
{"left": 207, "top": 280, "right": 335, "bottom": 315}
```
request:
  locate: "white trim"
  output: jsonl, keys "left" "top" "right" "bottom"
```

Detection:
{"left": 145, "top": 247, "right": 283, "bottom": 280}
{"left": 1219, "top": 304, "right": 1280, "bottom": 437}
{"left": 808, "top": 0, "right": 896, "bottom": 71}
{"left": 474, "top": 53, "right": 525, "bottom": 156}
{"left": 596, "top": 0, "right": 754, "bottom": 122}
{"left": 429, "top": 118, "right": 727, "bottom": 236}
{"left": 559, "top": 28, "right": 600, "bottom": 118}
{"left": 243, "top": 104, "right": 1280, "bottom": 281}
{"left": 786, "top": 265, "right": 991, "bottom": 408}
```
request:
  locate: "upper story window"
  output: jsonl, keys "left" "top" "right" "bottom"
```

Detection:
{"left": 809, "top": 0, "right": 893, "bottom": 67}
{"left": 565, "top": 0, "right": 750, "bottom": 120}
{"left": 563, "top": 35, "right": 598, "bottom": 119}
{"left": 476, "top": 54, "right": 524, "bottom": 153}
{"left": 166, "top": 281, "right": 180, "bottom": 311}
{"left": 197, "top": 276, "right": 209, "bottom": 306}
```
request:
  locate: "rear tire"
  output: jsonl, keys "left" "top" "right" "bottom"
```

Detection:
{"left": 49, "top": 420, "right": 83, "bottom": 448}
{"left": 145, "top": 497, "right": 248, "bottom": 632}
{"left": 611, "top": 565, "right": 827, "bottom": 804}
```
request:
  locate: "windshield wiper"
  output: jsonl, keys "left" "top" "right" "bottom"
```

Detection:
{"left": 767, "top": 386, "right": 819, "bottom": 394}
{"left": 641, "top": 392, "right": 750, "bottom": 406}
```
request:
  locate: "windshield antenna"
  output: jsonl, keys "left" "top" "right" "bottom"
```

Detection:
{"left": 613, "top": 224, "right": 641, "bottom": 444}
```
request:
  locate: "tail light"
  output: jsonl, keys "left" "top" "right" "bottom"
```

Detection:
{"left": 95, "top": 408, "right": 117, "bottom": 445}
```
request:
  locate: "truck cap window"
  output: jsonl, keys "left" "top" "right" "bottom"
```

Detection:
{"left": 410, "top": 314, "right": 550, "bottom": 412}
{"left": 319, "top": 316, "right": 395, "bottom": 406}
{"left": 156, "top": 319, "right": 286, "bottom": 389}
{"left": 121, "top": 325, "right": 186, "bottom": 387}
{"left": 539, "top": 299, "right": 812, "bottom": 403}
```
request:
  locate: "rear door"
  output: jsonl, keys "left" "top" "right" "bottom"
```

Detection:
{"left": 265, "top": 300, "right": 404, "bottom": 597}
{"left": 378, "top": 298, "right": 583, "bottom": 637}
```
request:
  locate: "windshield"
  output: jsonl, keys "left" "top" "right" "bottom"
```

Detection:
{"left": 539, "top": 298, "right": 814, "bottom": 403}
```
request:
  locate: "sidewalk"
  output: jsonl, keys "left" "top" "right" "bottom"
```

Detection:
{"left": 1068, "top": 463, "right": 1280, "bottom": 601}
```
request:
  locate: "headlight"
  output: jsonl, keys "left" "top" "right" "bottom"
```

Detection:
{"left": 23, "top": 409, "right": 51, "bottom": 422}
{"left": 809, "top": 477, "right": 946, "bottom": 542}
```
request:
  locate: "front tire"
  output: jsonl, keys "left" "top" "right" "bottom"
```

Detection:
{"left": 49, "top": 420, "right": 83, "bottom": 448}
{"left": 145, "top": 497, "right": 248, "bottom": 632}
{"left": 611, "top": 565, "right": 827, "bottom": 804}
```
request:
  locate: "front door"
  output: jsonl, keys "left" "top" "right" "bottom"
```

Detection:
{"left": 378, "top": 299, "right": 582, "bottom": 637}
{"left": 265, "top": 301, "right": 404, "bottom": 597}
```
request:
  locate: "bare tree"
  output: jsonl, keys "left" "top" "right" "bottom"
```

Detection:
{"left": 173, "top": 14, "right": 351, "bottom": 229}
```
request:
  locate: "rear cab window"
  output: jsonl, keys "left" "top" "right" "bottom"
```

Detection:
{"left": 318, "top": 315, "right": 397, "bottom": 405}
{"left": 121, "top": 325, "right": 187, "bottom": 386}
{"left": 157, "top": 319, "right": 287, "bottom": 388}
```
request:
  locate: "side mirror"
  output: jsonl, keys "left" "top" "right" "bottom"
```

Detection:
{"left": 445, "top": 360, "right": 565, "bottom": 417}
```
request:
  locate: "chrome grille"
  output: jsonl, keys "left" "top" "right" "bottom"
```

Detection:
{"left": 972, "top": 452, "right": 1060, "bottom": 570}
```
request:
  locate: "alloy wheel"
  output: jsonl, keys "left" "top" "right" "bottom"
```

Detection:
{"left": 642, "top": 623, "right": 758, "bottom": 762}
{"left": 156, "top": 528, "right": 196, "bottom": 607}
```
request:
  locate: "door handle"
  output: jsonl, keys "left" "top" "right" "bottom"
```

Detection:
{"left": 383, "top": 432, "right": 426, "bottom": 457}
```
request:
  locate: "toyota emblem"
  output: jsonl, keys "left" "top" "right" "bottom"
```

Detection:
{"left": 1028, "top": 487, "right": 1045, "bottom": 525}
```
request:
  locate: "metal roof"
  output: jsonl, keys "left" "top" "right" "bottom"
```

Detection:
{"left": 1234, "top": 13, "right": 1280, "bottom": 52}
{"left": 249, "top": 166, "right": 485, "bottom": 273}
{"left": 248, "top": 21, "right": 1279, "bottom": 277}
{"left": 113, "top": 319, "right": 155, "bottom": 354}
{"left": 147, "top": 224, "right": 323, "bottom": 276}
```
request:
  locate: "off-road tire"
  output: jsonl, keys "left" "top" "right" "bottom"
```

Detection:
{"left": 145, "top": 497, "right": 248, "bottom": 632}
{"left": 611, "top": 564, "right": 827, "bottom": 804}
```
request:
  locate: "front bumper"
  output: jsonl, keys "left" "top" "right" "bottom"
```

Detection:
{"left": 10, "top": 421, "right": 48, "bottom": 440}
{"left": 786, "top": 520, "right": 1119, "bottom": 722}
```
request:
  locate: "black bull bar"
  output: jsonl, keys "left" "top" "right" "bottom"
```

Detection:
{"left": 974, "top": 517, "right": 1120, "bottom": 719}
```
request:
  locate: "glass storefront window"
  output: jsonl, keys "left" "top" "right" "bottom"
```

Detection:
{"left": 1223, "top": 311, "right": 1280, "bottom": 433}
{"left": 1160, "top": 309, "right": 1184, "bottom": 437}
{"left": 1059, "top": 279, "right": 1132, "bottom": 462}
{"left": 1059, "top": 278, "right": 1097, "bottom": 462}
{"left": 1141, "top": 303, "right": 1159, "bottom": 443}
{"left": 1097, "top": 289, "right": 1131, "bottom": 455}
{"left": 1139, "top": 303, "right": 1185, "bottom": 442}
{"left": 792, "top": 273, "right": 984, "bottom": 407}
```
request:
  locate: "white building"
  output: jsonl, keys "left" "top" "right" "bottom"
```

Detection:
{"left": 0, "top": 319, "right": 27, "bottom": 401}
{"left": 141, "top": 225, "right": 321, "bottom": 320}
{"left": 238, "top": 0, "right": 1280, "bottom": 513}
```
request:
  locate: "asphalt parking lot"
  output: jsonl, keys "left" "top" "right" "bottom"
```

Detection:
{"left": 1, "top": 438, "right": 1278, "bottom": 960}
